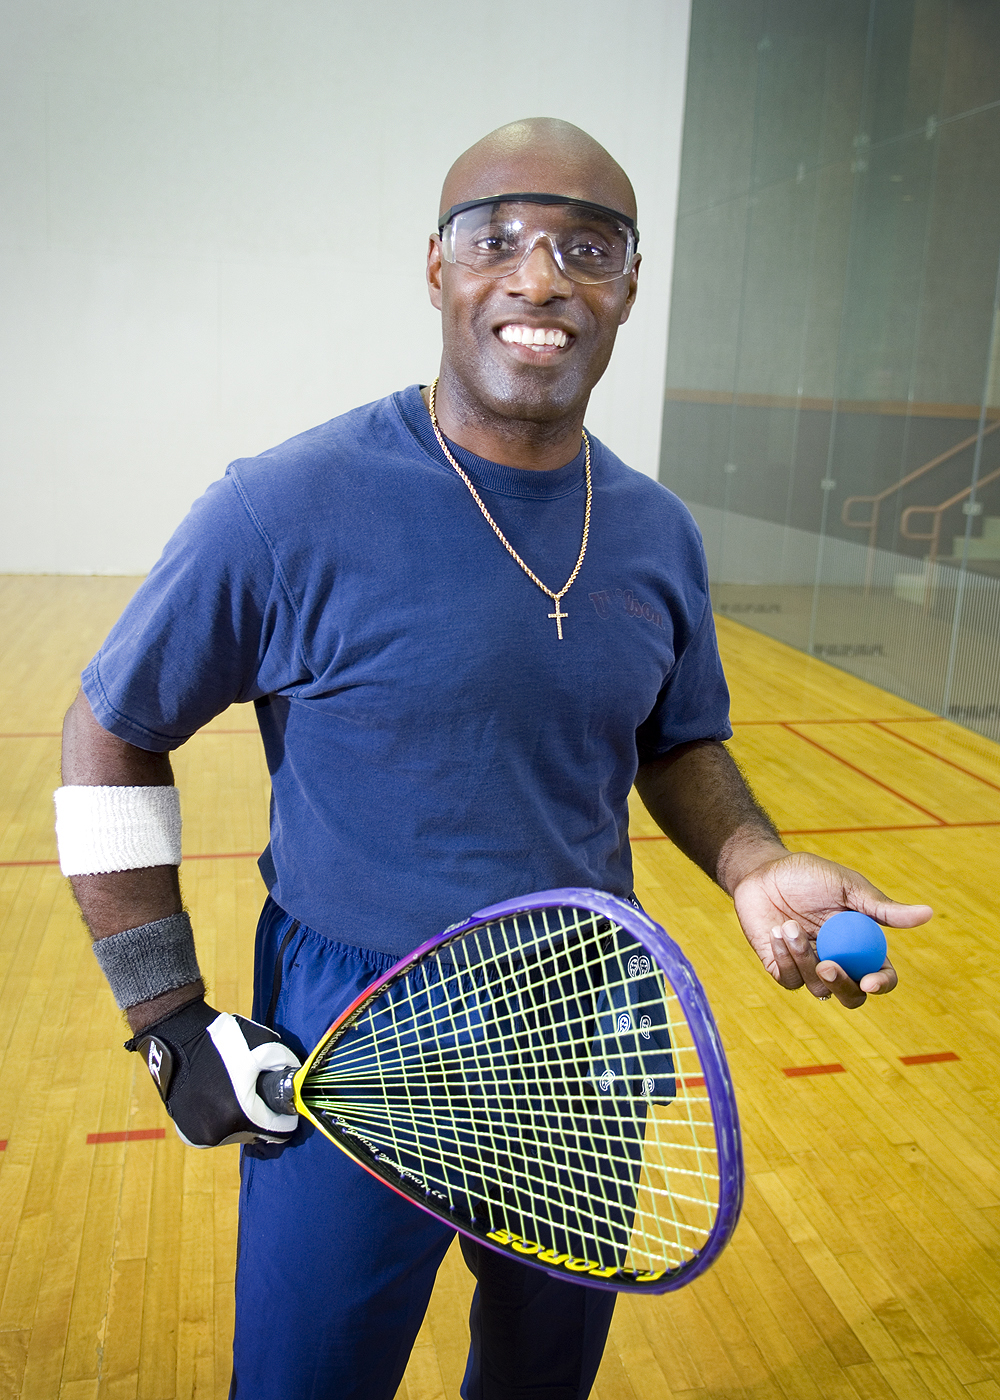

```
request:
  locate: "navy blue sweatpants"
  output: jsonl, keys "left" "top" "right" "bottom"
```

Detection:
{"left": 229, "top": 899, "right": 616, "bottom": 1400}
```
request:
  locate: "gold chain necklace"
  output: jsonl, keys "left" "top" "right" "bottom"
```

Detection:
{"left": 427, "top": 378, "right": 592, "bottom": 640}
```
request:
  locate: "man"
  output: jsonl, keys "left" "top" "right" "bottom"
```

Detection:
{"left": 58, "top": 119, "right": 931, "bottom": 1399}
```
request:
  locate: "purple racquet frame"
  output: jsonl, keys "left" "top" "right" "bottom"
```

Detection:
{"left": 262, "top": 888, "right": 744, "bottom": 1293}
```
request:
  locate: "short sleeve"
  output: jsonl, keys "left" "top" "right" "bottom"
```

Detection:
{"left": 82, "top": 473, "right": 303, "bottom": 751}
{"left": 635, "top": 593, "right": 732, "bottom": 762}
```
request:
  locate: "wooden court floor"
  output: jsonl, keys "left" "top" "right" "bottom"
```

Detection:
{"left": 1, "top": 574, "right": 998, "bottom": 1400}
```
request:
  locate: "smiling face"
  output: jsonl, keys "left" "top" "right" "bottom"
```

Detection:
{"left": 427, "top": 120, "right": 640, "bottom": 450}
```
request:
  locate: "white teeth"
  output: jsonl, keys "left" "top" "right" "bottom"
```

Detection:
{"left": 499, "top": 325, "right": 569, "bottom": 349}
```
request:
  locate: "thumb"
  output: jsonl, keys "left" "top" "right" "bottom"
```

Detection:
{"left": 849, "top": 894, "right": 933, "bottom": 929}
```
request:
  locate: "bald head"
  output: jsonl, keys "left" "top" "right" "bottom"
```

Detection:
{"left": 439, "top": 118, "right": 637, "bottom": 226}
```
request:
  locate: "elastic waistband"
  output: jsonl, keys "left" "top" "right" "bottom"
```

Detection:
{"left": 260, "top": 895, "right": 400, "bottom": 975}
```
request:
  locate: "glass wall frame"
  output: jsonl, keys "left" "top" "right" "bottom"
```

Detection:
{"left": 661, "top": 0, "right": 1000, "bottom": 741}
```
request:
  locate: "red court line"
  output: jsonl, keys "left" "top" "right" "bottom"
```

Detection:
{"left": 900, "top": 1051, "right": 960, "bottom": 1065}
{"left": 0, "top": 729, "right": 259, "bottom": 738}
{"left": 783, "top": 724, "right": 946, "bottom": 824}
{"left": 0, "top": 719, "right": 953, "bottom": 737}
{"left": 87, "top": 1128, "right": 165, "bottom": 1144}
{"left": 783, "top": 1063, "right": 845, "bottom": 1078}
{"left": 732, "top": 716, "right": 939, "bottom": 727}
{"left": 780, "top": 820, "right": 1000, "bottom": 834}
{"left": 0, "top": 1140, "right": 7, "bottom": 1151}
{"left": 183, "top": 851, "right": 262, "bottom": 861}
{"left": 872, "top": 721, "right": 1000, "bottom": 793}
{"left": 0, "top": 850, "right": 262, "bottom": 868}
{"left": 7, "top": 819, "right": 997, "bottom": 870}
{"left": 632, "top": 818, "right": 1000, "bottom": 840}
{"left": 682, "top": 1076, "right": 706, "bottom": 1088}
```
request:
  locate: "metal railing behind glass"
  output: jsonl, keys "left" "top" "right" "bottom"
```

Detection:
{"left": 841, "top": 419, "right": 1000, "bottom": 590}
{"left": 900, "top": 461, "right": 1000, "bottom": 608}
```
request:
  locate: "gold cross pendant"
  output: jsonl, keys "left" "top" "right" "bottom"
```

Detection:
{"left": 548, "top": 599, "right": 568, "bottom": 639}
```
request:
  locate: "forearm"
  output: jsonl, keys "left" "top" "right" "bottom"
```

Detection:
{"left": 61, "top": 689, "right": 204, "bottom": 1033}
{"left": 634, "top": 740, "right": 785, "bottom": 896}
{"left": 59, "top": 693, "right": 298, "bottom": 1147}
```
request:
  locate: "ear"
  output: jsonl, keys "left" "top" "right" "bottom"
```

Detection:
{"left": 619, "top": 254, "right": 641, "bottom": 325}
{"left": 427, "top": 234, "right": 443, "bottom": 310}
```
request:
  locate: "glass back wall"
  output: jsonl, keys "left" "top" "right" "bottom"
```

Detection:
{"left": 661, "top": 0, "right": 1000, "bottom": 741}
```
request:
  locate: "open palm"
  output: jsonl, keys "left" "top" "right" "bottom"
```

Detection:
{"left": 732, "top": 850, "right": 933, "bottom": 1008}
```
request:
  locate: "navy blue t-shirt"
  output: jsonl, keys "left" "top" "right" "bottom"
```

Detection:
{"left": 83, "top": 386, "right": 731, "bottom": 954}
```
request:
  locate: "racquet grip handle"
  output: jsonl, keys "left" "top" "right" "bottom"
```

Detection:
{"left": 257, "top": 1068, "right": 298, "bottom": 1115}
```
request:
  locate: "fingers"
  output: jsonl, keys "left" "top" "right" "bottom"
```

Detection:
{"left": 834, "top": 872, "right": 932, "bottom": 930}
{"left": 858, "top": 958, "right": 898, "bottom": 996}
{"left": 814, "top": 960, "right": 867, "bottom": 1010}
{"left": 864, "top": 901, "right": 933, "bottom": 930}
{"left": 770, "top": 921, "right": 897, "bottom": 1009}
{"left": 814, "top": 957, "right": 896, "bottom": 1008}
{"left": 768, "top": 925, "right": 804, "bottom": 990}
{"left": 769, "top": 920, "right": 831, "bottom": 998}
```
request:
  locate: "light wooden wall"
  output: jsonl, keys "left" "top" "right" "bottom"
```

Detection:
{"left": 0, "top": 577, "right": 997, "bottom": 1399}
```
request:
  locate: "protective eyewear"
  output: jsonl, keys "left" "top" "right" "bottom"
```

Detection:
{"left": 438, "top": 193, "right": 639, "bottom": 286}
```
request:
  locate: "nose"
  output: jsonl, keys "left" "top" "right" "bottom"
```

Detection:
{"left": 504, "top": 235, "right": 573, "bottom": 302}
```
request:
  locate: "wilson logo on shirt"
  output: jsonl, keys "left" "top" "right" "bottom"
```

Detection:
{"left": 589, "top": 589, "right": 664, "bottom": 628}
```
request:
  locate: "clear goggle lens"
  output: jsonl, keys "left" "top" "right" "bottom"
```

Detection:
{"left": 440, "top": 198, "right": 637, "bottom": 286}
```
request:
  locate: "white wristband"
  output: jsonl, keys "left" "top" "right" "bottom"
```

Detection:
{"left": 54, "top": 785, "right": 182, "bottom": 876}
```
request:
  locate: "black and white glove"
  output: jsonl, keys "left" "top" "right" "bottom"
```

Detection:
{"left": 125, "top": 999, "right": 301, "bottom": 1148}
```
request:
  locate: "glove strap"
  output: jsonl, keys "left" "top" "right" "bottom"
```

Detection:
{"left": 124, "top": 995, "right": 216, "bottom": 1101}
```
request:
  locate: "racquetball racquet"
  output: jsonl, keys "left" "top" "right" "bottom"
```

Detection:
{"left": 259, "top": 887, "right": 743, "bottom": 1293}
